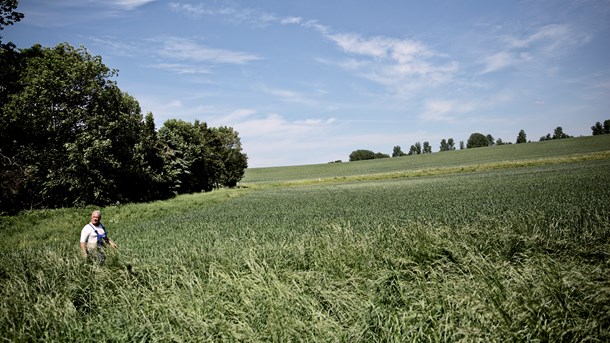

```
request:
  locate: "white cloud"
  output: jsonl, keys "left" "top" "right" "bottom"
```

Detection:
{"left": 313, "top": 30, "right": 458, "bottom": 98}
{"left": 168, "top": 2, "right": 209, "bottom": 17}
{"left": 480, "top": 24, "right": 589, "bottom": 74}
{"left": 107, "top": 0, "right": 156, "bottom": 10}
{"left": 480, "top": 51, "right": 518, "bottom": 74}
{"left": 504, "top": 24, "right": 572, "bottom": 49}
{"left": 261, "top": 87, "right": 318, "bottom": 106}
{"left": 281, "top": 16, "right": 303, "bottom": 25}
{"left": 151, "top": 36, "right": 261, "bottom": 64}
{"left": 169, "top": 2, "right": 277, "bottom": 26}
{"left": 221, "top": 109, "right": 257, "bottom": 123}
{"left": 148, "top": 63, "right": 212, "bottom": 74}
{"left": 327, "top": 33, "right": 394, "bottom": 58}
{"left": 420, "top": 100, "right": 477, "bottom": 122}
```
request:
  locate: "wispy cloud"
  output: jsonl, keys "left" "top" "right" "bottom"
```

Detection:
{"left": 480, "top": 51, "right": 529, "bottom": 74}
{"left": 212, "top": 109, "right": 336, "bottom": 138}
{"left": 21, "top": 0, "right": 157, "bottom": 27}
{"left": 308, "top": 27, "right": 458, "bottom": 97}
{"left": 151, "top": 36, "right": 261, "bottom": 64}
{"left": 166, "top": 2, "right": 457, "bottom": 97}
{"left": 147, "top": 63, "right": 212, "bottom": 74}
{"left": 281, "top": 17, "right": 303, "bottom": 25}
{"left": 480, "top": 24, "right": 589, "bottom": 74}
{"left": 90, "top": 35, "right": 259, "bottom": 73}
{"left": 261, "top": 87, "right": 318, "bottom": 106}
{"left": 169, "top": 2, "right": 277, "bottom": 26}
{"left": 106, "top": 0, "right": 157, "bottom": 10}
{"left": 420, "top": 100, "right": 477, "bottom": 122}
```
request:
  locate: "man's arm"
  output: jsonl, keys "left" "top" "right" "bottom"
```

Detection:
{"left": 80, "top": 242, "right": 88, "bottom": 257}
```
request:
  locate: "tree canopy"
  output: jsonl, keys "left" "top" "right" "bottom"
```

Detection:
{"left": 349, "top": 149, "right": 389, "bottom": 161}
{"left": 516, "top": 130, "right": 527, "bottom": 144}
{"left": 591, "top": 120, "right": 610, "bottom": 135}
{"left": 0, "top": 42, "right": 247, "bottom": 214}
{"left": 466, "top": 133, "right": 490, "bottom": 149}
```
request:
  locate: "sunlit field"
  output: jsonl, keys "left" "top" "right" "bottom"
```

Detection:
{"left": 1, "top": 136, "right": 609, "bottom": 341}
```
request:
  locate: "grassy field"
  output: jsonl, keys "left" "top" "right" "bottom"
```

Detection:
{"left": 1, "top": 136, "right": 610, "bottom": 341}
{"left": 242, "top": 135, "right": 610, "bottom": 184}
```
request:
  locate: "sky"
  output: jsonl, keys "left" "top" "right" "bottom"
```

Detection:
{"left": 4, "top": 0, "right": 610, "bottom": 167}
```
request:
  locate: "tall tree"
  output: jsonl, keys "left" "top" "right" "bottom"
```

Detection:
{"left": 486, "top": 134, "right": 495, "bottom": 146}
{"left": 447, "top": 138, "right": 455, "bottom": 150}
{"left": 439, "top": 138, "right": 456, "bottom": 152}
{"left": 439, "top": 139, "right": 448, "bottom": 152}
{"left": 392, "top": 146, "right": 406, "bottom": 157}
{"left": 591, "top": 120, "right": 610, "bottom": 135}
{"left": 552, "top": 126, "right": 571, "bottom": 139}
{"left": 408, "top": 142, "right": 422, "bottom": 155}
{"left": 516, "top": 129, "right": 527, "bottom": 143}
{"left": 592, "top": 122, "right": 603, "bottom": 135}
{"left": 211, "top": 126, "right": 248, "bottom": 188}
{"left": 0, "top": 44, "right": 148, "bottom": 209}
{"left": 422, "top": 141, "right": 432, "bottom": 154}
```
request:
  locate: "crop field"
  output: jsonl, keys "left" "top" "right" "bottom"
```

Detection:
{"left": 1, "top": 136, "right": 610, "bottom": 341}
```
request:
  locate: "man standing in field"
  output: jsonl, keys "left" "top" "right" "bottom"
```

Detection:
{"left": 80, "top": 210, "right": 117, "bottom": 264}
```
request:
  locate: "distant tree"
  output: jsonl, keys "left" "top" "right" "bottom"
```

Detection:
{"left": 392, "top": 145, "right": 406, "bottom": 157}
{"left": 486, "top": 134, "right": 495, "bottom": 146}
{"left": 447, "top": 138, "right": 456, "bottom": 150}
{"left": 459, "top": 141, "right": 465, "bottom": 149}
{"left": 440, "top": 138, "right": 456, "bottom": 151}
{"left": 516, "top": 129, "right": 527, "bottom": 143}
{"left": 496, "top": 138, "right": 504, "bottom": 145}
{"left": 422, "top": 141, "right": 432, "bottom": 154}
{"left": 592, "top": 122, "right": 603, "bottom": 135}
{"left": 467, "top": 133, "right": 489, "bottom": 148}
{"left": 408, "top": 142, "right": 422, "bottom": 155}
{"left": 591, "top": 120, "right": 610, "bottom": 135}
{"left": 552, "top": 126, "right": 571, "bottom": 139}
{"left": 349, "top": 149, "right": 377, "bottom": 161}
{"left": 540, "top": 133, "right": 552, "bottom": 141}
{"left": 440, "top": 139, "right": 448, "bottom": 151}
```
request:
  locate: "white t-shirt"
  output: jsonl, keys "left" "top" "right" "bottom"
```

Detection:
{"left": 80, "top": 223, "right": 106, "bottom": 245}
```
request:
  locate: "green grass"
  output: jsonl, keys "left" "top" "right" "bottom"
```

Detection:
{"left": 1, "top": 136, "right": 610, "bottom": 341}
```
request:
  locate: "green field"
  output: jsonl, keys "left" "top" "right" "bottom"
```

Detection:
{"left": 1, "top": 136, "right": 610, "bottom": 341}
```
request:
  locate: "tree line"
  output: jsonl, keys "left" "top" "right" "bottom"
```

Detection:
{"left": 350, "top": 123, "right": 609, "bottom": 162}
{"left": 0, "top": 3, "right": 247, "bottom": 214}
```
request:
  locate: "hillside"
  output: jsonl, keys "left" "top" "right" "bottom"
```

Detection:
{"left": 242, "top": 135, "right": 610, "bottom": 184}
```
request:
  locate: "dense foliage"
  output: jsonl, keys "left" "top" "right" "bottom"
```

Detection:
{"left": 0, "top": 43, "right": 247, "bottom": 214}
{"left": 591, "top": 119, "right": 610, "bottom": 135}
{"left": 349, "top": 149, "right": 389, "bottom": 161}
{"left": 467, "top": 132, "right": 491, "bottom": 148}
{"left": 516, "top": 129, "right": 527, "bottom": 143}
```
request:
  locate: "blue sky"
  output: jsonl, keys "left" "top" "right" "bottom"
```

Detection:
{"left": 5, "top": 0, "right": 610, "bottom": 167}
